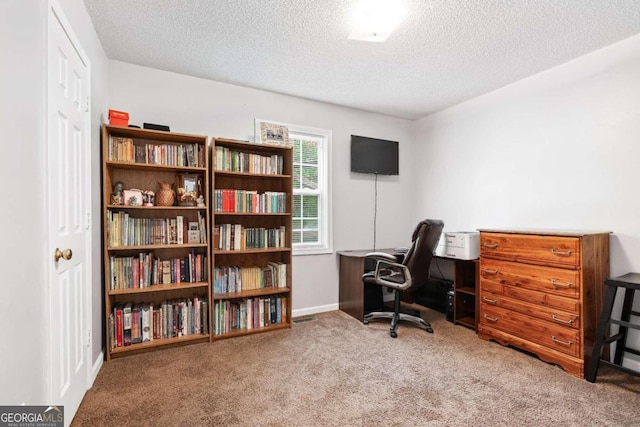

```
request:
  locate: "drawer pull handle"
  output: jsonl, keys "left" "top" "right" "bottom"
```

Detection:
{"left": 551, "top": 336, "right": 573, "bottom": 346}
{"left": 551, "top": 248, "right": 573, "bottom": 257}
{"left": 483, "top": 243, "right": 498, "bottom": 249}
{"left": 483, "top": 314, "right": 499, "bottom": 322}
{"left": 482, "top": 268, "right": 498, "bottom": 275}
{"left": 550, "top": 279, "right": 573, "bottom": 288}
{"left": 482, "top": 296, "right": 498, "bottom": 304}
{"left": 552, "top": 315, "right": 575, "bottom": 324}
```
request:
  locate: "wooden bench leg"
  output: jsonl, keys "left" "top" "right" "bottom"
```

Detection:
{"left": 586, "top": 284, "right": 618, "bottom": 383}
{"left": 613, "top": 288, "right": 635, "bottom": 364}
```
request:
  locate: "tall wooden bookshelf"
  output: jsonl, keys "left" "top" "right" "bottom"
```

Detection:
{"left": 102, "top": 125, "right": 211, "bottom": 359}
{"left": 210, "top": 138, "right": 293, "bottom": 339}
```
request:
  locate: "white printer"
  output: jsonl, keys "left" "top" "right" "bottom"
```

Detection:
{"left": 435, "top": 231, "right": 480, "bottom": 260}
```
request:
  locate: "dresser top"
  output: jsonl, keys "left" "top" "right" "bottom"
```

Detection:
{"left": 477, "top": 228, "right": 612, "bottom": 237}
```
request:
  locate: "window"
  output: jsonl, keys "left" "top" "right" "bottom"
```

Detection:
{"left": 256, "top": 120, "right": 331, "bottom": 255}
{"left": 290, "top": 126, "right": 331, "bottom": 255}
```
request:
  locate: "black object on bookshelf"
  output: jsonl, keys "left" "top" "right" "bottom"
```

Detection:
{"left": 143, "top": 122, "right": 170, "bottom": 132}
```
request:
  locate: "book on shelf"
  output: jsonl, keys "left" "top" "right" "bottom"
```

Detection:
{"left": 270, "top": 297, "right": 277, "bottom": 325}
{"left": 282, "top": 297, "right": 287, "bottom": 323}
{"left": 215, "top": 224, "right": 285, "bottom": 250}
{"left": 114, "top": 305, "right": 124, "bottom": 347}
{"left": 213, "top": 263, "right": 287, "bottom": 294}
{"left": 212, "top": 225, "right": 220, "bottom": 249}
{"left": 108, "top": 211, "right": 209, "bottom": 247}
{"left": 168, "top": 219, "right": 177, "bottom": 244}
{"left": 108, "top": 135, "right": 204, "bottom": 167}
{"left": 109, "top": 251, "right": 207, "bottom": 289}
{"left": 213, "top": 189, "right": 287, "bottom": 213}
{"left": 123, "top": 302, "right": 133, "bottom": 346}
{"left": 131, "top": 304, "right": 142, "bottom": 344}
{"left": 141, "top": 304, "right": 152, "bottom": 342}
{"left": 197, "top": 212, "right": 206, "bottom": 244}
{"left": 109, "top": 314, "right": 115, "bottom": 350}
{"left": 214, "top": 146, "right": 284, "bottom": 175}
{"left": 111, "top": 296, "right": 208, "bottom": 349}
{"left": 212, "top": 295, "right": 287, "bottom": 335}
{"left": 263, "top": 268, "right": 273, "bottom": 288}
{"left": 187, "top": 222, "right": 200, "bottom": 244}
{"left": 176, "top": 216, "right": 184, "bottom": 244}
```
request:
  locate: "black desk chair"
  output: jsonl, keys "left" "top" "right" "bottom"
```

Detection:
{"left": 362, "top": 219, "right": 444, "bottom": 338}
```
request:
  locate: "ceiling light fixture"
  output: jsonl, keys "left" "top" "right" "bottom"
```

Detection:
{"left": 348, "top": 0, "right": 404, "bottom": 42}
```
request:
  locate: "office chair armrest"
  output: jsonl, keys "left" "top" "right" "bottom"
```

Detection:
{"left": 374, "top": 259, "right": 412, "bottom": 291}
{"left": 364, "top": 252, "right": 398, "bottom": 262}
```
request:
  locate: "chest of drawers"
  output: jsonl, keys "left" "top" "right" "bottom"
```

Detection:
{"left": 477, "top": 229, "right": 610, "bottom": 378}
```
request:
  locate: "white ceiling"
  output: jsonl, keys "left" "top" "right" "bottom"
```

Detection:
{"left": 84, "top": 0, "right": 640, "bottom": 120}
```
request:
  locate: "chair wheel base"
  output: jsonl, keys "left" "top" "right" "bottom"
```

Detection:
{"left": 363, "top": 310, "right": 434, "bottom": 336}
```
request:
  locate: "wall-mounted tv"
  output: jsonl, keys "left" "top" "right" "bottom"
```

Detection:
{"left": 350, "top": 135, "right": 399, "bottom": 175}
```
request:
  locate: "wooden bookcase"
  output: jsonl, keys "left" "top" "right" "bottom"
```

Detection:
{"left": 102, "top": 125, "right": 211, "bottom": 359}
{"left": 210, "top": 138, "right": 293, "bottom": 339}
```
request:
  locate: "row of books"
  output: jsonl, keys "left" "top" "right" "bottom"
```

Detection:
{"left": 213, "top": 296, "right": 287, "bottom": 335}
{"left": 213, "top": 224, "right": 286, "bottom": 251}
{"left": 213, "top": 262, "right": 287, "bottom": 294}
{"left": 214, "top": 146, "right": 284, "bottom": 175}
{"left": 107, "top": 211, "right": 206, "bottom": 247}
{"left": 109, "top": 296, "right": 209, "bottom": 349}
{"left": 213, "top": 189, "right": 287, "bottom": 213}
{"left": 108, "top": 136, "right": 204, "bottom": 167}
{"left": 109, "top": 251, "right": 207, "bottom": 290}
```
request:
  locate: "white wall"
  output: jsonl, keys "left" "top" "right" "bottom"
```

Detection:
{"left": 108, "top": 60, "right": 414, "bottom": 314}
{"left": 0, "top": 0, "right": 48, "bottom": 405}
{"left": 412, "top": 33, "right": 640, "bottom": 371}
{"left": 0, "top": 0, "right": 108, "bottom": 405}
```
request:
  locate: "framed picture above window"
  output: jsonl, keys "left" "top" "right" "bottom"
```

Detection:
{"left": 255, "top": 119, "right": 291, "bottom": 146}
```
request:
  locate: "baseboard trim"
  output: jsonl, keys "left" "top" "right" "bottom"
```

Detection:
{"left": 89, "top": 352, "right": 103, "bottom": 388}
{"left": 621, "top": 358, "right": 640, "bottom": 374}
{"left": 292, "top": 303, "right": 338, "bottom": 318}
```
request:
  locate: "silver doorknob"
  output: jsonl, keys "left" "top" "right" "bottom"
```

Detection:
{"left": 54, "top": 248, "right": 73, "bottom": 261}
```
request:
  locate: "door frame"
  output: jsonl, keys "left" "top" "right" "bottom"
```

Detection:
{"left": 45, "top": 0, "right": 93, "bottom": 405}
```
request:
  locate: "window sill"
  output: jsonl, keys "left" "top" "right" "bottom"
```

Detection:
{"left": 293, "top": 247, "right": 334, "bottom": 256}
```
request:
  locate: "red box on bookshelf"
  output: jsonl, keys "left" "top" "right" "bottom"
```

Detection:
{"left": 109, "top": 109, "right": 129, "bottom": 127}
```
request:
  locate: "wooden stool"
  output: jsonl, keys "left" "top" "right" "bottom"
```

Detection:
{"left": 586, "top": 273, "right": 640, "bottom": 383}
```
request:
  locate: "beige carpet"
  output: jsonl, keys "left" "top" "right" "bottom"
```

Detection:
{"left": 73, "top": 309, "right": 639, "bottom": 426}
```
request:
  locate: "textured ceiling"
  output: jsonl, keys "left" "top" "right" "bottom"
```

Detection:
{"left": 84, "top": 0, "right": 640, "bottom": 120}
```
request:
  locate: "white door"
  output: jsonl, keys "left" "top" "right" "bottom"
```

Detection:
{"left": 47, "top": 2, "right": 91, "bottom": 424}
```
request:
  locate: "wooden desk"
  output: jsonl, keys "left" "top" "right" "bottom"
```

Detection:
{"left": 337, "top": 249, "right": 397, "bottom": 321}
{"left": 337, "top": 249, "right": 479, "bottom": 330}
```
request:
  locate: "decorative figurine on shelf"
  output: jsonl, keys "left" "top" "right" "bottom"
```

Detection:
{"left": 143, "top": 190, "right": 155, "bottom": 207}
{"left": 196, "top": 195, "right": 205, "bottom": 207}
{"left": 110, "top": 181, "right": 124, "bottom": 205}
{"left": 123, "top": 189, "right": 143, "bottom": 206}
{"left": 176, "top": 173, "right": 199, "bottom": 206}
{"left": 127, "top": 194, "right": 141, "bottom": 206}
{"left": 156, "top": 182, "right": 175, "bottom": 206}
{"left": 177, "top": 187, "right": 197, "bottom": 206}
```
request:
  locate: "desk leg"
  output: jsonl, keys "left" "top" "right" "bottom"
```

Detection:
{"left": 339, "top": 256, "right": 365, "bottom": 321}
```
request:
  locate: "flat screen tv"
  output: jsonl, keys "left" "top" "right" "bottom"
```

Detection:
{"left": 350, "top": 135, "right": 399, "bottom": 175}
